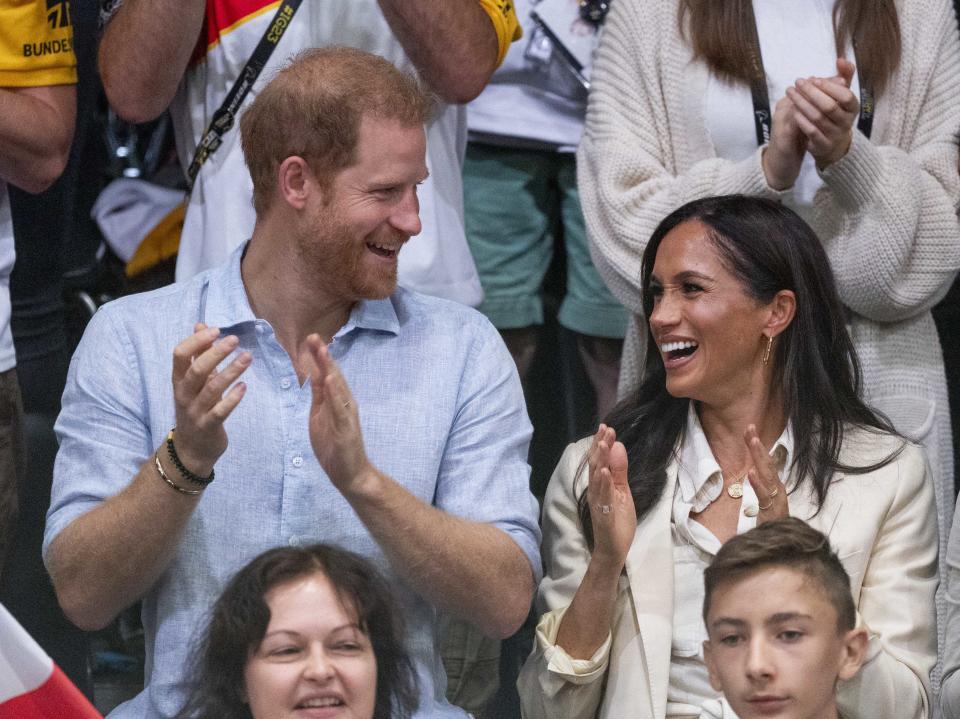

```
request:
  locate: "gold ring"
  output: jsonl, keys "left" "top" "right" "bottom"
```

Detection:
{"left": 758, "top": 499, "right": 775, "bottom": 511}
{"left": 768, "top": 486, "right": 780, "bottom": 498}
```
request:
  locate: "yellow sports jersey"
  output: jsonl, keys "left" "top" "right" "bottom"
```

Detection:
{"left": 0, "top": 0, "right": 76, "bottom": 87}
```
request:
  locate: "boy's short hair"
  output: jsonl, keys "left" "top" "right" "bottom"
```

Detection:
{"left": 703, "top": 518, "right": 856, "bottom": 631}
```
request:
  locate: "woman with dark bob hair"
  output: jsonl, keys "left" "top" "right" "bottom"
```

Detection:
{"left": 177, "top": 543, "right": 418, "bottom": 719}
{"left": 519, "top": 195, "right": 938, "bottom": 719}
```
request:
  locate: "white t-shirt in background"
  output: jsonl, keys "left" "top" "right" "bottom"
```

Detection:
{"left": 705, "top": 0, "right": 860, "bottom": 219}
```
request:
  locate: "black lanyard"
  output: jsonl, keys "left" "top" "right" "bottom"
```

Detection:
{"left": 744, "top": 2, "right": 874, "bottom": 146}
{"left": 187, "top": 0, "right": 304, "bottom": 190}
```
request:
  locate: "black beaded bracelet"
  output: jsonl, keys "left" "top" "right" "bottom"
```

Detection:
{"left": 166, "top": 429, "right": 215, "bottom": 486}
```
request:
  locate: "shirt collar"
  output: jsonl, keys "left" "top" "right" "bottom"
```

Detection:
{"left": 339, "top": 293, "right": 401, "bottom": 338}
{"left": 199, "top": 242, "right": 257, "bottom": 333}
{"left": 199, "top": 241, "right": 400, "bottom": 337}
{"left": 676, "top": 403, "right": 794, "bottom": 505}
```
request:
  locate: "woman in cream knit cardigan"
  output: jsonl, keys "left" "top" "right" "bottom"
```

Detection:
{"left": 577, "top": 0, "right": 960, "bottom": 682}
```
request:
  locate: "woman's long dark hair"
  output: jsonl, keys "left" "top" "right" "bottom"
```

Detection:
{"left": 177, "top": 544, "right": 419, "bottom": 719}
{"left": 578, "top": 195, "right": 902, "bottom": 548}
{"left": 678, "top": 0, "right": 901, "bottom": 96}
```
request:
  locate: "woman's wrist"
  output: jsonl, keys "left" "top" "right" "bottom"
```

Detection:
{"left": 814, "top": 132, "right": 852, "bottom": 171}
{"left": 587, "top": 549, "right": 626, "bottom": 583}
{"left": 555, "top": 558, "right": 622, "bottom": 659}
{"left": 761, "top": 147, "right": 796, "bottom": 191}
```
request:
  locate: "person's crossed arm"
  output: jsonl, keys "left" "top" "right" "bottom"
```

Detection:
{"left": 0, "top": 2, "right": 76, "bottom": 192}
{"left": 0, "top": 0, "right": 76, "bottom": 578}
{"left": 99, "top": 0, "right": 518, "bottom": 124}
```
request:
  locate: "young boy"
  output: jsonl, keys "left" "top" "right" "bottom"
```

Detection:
{"left": 701, "top": 518, "right": 868, "bottom": 719}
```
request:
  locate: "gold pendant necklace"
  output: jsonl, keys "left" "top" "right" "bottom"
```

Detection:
{"left": 725, "top": 471, "right": 748, "bottom": 499}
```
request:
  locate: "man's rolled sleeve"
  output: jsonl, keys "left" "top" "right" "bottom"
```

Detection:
{"left": 432, "top": 313, "right": 541, "bottom": 582}
{"left": 43, "top": 304, "right": 153, "bottom": 560}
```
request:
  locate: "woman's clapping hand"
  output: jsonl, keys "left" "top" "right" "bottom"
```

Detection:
{"left": 743, "top": 424, "right": 789, "bottom": 521}
{"left": 785, "top": 58, "right": 859, "bottom": 170}
{"left": 766, "top": 57, "right": 858, "bottom": 186}
{"left": 586, "top": 425, "right": 636, "bottom": 569}
{"left": 763, "top": 96, "right": 808, "bottom": 190}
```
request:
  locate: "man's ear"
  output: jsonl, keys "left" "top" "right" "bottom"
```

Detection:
{"left": 277, "top": 155, "right": 315, "bottom": 211}
{"left": 703, "top": 639, "right": 724, "bottom": 692}
{"left": 837, "top": 627, "right": 869, "bottom": 681}
{"left": 764, "top": 289, "right": 796, "bottom": 339}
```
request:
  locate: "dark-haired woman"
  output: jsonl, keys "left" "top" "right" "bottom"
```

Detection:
{"left": 578, "top": 0, "right": 960, "bottom": 681}
{"left": 518, "top": 196, "right": 938, "bottom": 719}
{"left": 177, "top": 543, "right": 418, "bottom": 719}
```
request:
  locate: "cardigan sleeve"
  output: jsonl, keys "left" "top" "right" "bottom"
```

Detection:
{"left": 814, "top": 0, "right": 960, "bottom": 324}
{"left": 576, "top": 0, "right": 786, "bottom": 315}
{"left": 835, "top": 442, "right": 938, "bottom": 719}
{"left": 517, "top": 440, "right": 613, "bottom": 719}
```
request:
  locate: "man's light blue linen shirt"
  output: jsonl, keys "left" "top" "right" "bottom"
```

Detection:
{"left": 44, "top": 245, "right": 541, "bottom": 718}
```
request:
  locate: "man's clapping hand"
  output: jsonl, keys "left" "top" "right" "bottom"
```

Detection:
{"left": 170, "top": 323, "right": 250, "bottom": 477}
{"left": 306, "top": 334, "right": 373, "bottom": 493}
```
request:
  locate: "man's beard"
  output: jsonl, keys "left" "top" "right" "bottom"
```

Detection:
{"left": 343, "top": 228, "right": 403, "bottom": 300}
{"left": 295, "top": 213, "right": 404, "bottom": 302}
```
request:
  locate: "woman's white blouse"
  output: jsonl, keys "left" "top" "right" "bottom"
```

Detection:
{"left": 705, "top": 0, "right": 860, "bottom": 219}
{"left": 667, "top": 407, "right": 793, "bottom": 716}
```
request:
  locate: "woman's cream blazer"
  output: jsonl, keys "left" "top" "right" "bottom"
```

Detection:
{"left": 518, "top": 428, "right": 938, "bottom": 719}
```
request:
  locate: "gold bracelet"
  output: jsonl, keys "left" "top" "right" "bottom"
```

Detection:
{"left": 155, "top": 451, "right": 202, "bottom": 496}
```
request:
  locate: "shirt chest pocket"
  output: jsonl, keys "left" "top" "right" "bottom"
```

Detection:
{"left": 672, "top": 543, "right": 709, "bottom": 658}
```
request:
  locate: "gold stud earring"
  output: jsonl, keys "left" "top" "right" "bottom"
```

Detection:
{"left": 761, "top": 335, "right": 773, "bottom": 366}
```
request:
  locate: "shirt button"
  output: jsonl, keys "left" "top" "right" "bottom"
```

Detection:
{"left": 744, "top": 504, "right": 759, "bottom": 518}
{"left": 288, "top": 535, "right": 301, "bottom": 547}
{"left": 292, "top": 455, "right": 303, "bottom": 468}
{"left": 280, "top": 378, "right": 292, "bottom": 389}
